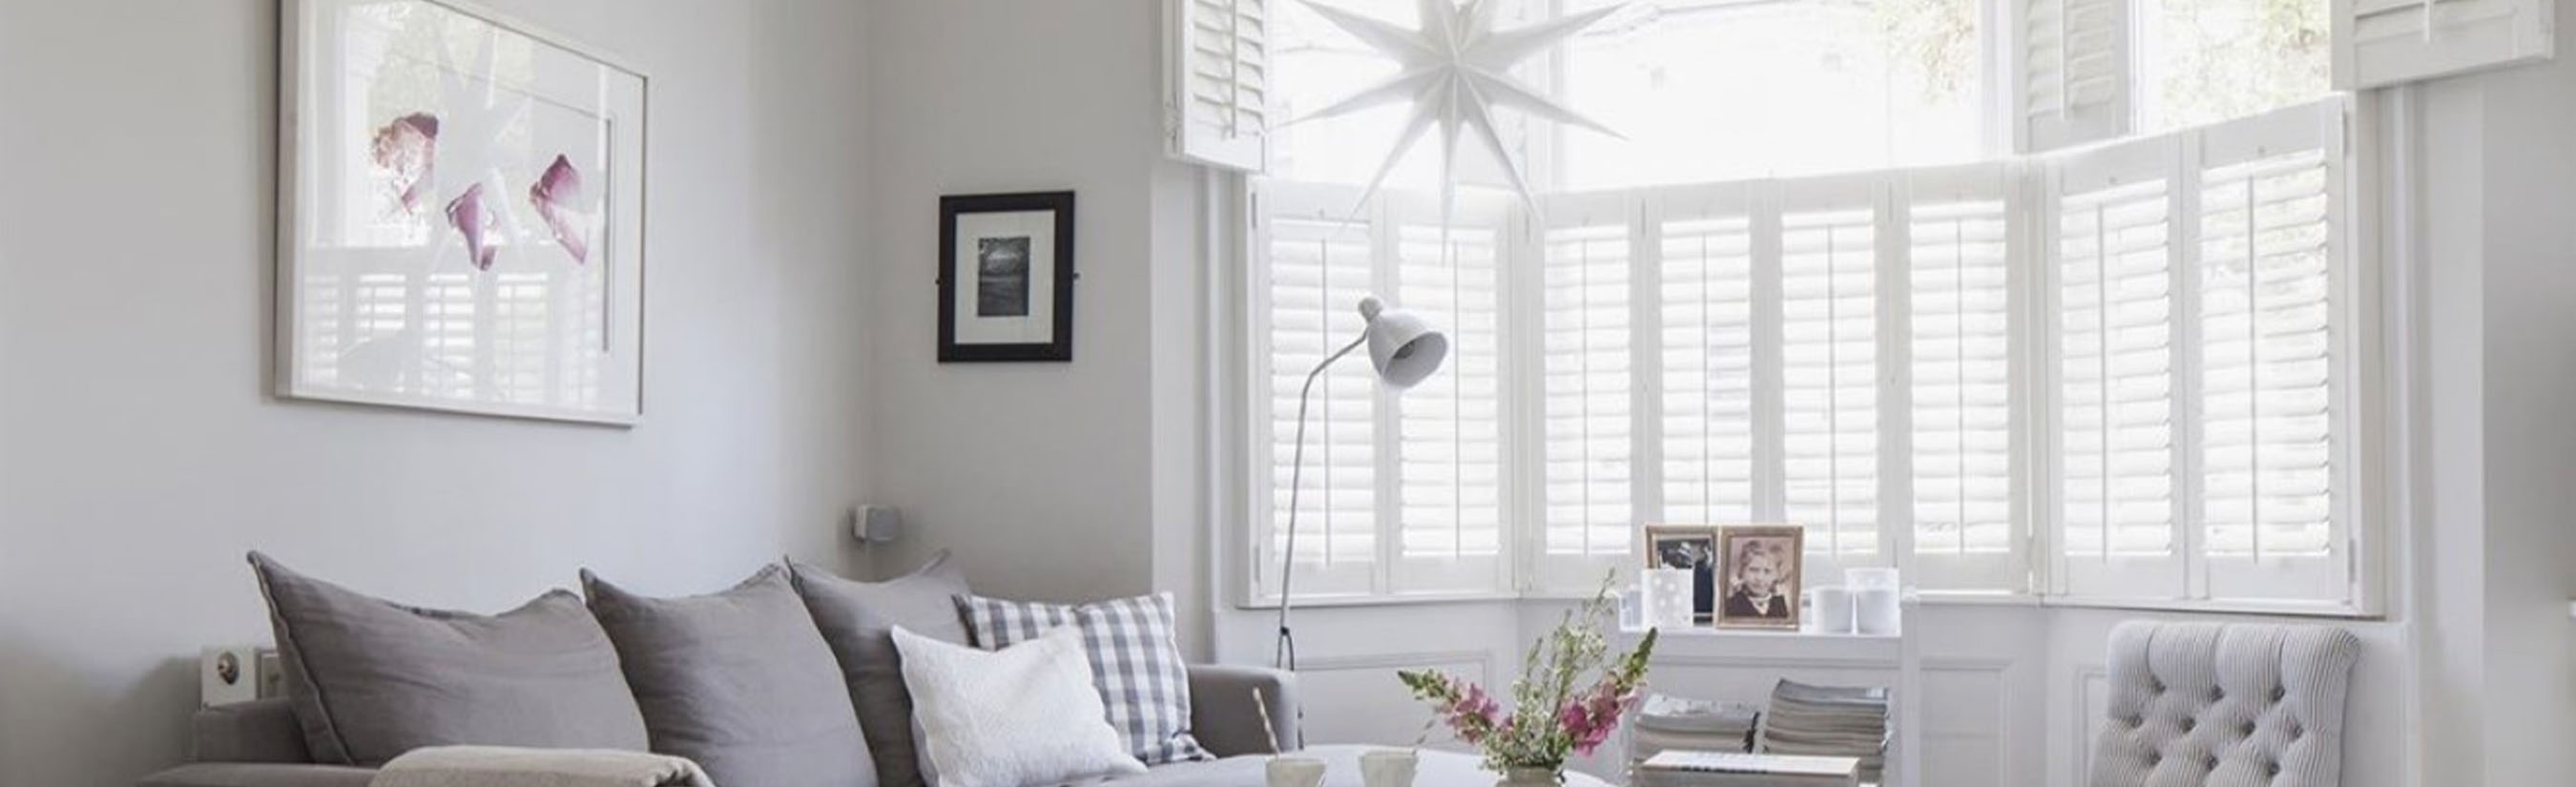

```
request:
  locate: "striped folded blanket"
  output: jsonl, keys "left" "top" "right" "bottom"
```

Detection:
{"left": 369, "top": 746, "right": 716, "bottom": 787}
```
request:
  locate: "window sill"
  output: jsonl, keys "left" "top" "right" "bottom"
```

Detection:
{"left": 1237, "top": 589, "right": 2376, "bottom": 619}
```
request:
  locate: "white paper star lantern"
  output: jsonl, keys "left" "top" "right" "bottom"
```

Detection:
{"left": 1292, "top": 0, "right": 1625, "bottom": 211}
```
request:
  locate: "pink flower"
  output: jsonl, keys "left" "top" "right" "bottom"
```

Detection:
{"left": 528, "top": 154, "right": 591, "bottom": 264}
{"left": 445, "top": 182, "right": 496, "bottom": 270}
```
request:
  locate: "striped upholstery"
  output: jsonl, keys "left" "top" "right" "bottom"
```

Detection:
{"left": 2089, "top": 621, "right": 2360, "bottom": 787}
{"left": 956, "top": 592, "right": 1213, "bottom": 765}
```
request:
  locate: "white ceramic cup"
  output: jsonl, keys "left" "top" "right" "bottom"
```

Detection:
{"left": 1268, "top": 756, "right": 1329, "bottom": 787}
{"left": 1360, "top": 749, "right": 1419, "bottom": 787}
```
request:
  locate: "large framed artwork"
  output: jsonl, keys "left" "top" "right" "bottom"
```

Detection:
{"left": 280, "top": 0, "right": 649, "bottom": 424}
{"left": 939, "top": 192, "right": 1075, "bottom": 362}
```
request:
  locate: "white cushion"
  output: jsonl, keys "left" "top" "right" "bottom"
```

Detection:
{"left": 893, "top": 624, "right": 1147, "bottom": 787}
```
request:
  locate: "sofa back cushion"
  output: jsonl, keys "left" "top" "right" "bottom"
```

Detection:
{"left": 789, "top": 552, "right": 971, "bottom": 787}
{"left": 247, "top": 551, "right": 650, "bottom": 766}
{"left": 584, "top": 565, "right": 877, "bottom": 787}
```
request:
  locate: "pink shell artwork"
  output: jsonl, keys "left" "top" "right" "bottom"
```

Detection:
{"left": 445, "top": 182, "right": 497, "bottom": 270}
{"left": 529, "top": 155, "right": 591, "bottom": 265}
{"left": 368, "top": 113, "right": 439, "bottom": 214}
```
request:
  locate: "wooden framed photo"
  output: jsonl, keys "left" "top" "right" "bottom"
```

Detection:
{"left": 1715, "top": 525, "right": 1805, "bottom": 630}
{"left": 939, "top": 191, "right": 1074, "bottom": 362}
{"left": 1642, "top": 525, "right": 1720, "bottom": 624}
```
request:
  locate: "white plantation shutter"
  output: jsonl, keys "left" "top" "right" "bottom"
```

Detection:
{"left": 1255, "top": 183, "right": 1381, "bottom": 598}
{"left": 1655, "top": 187, "right": 1761, "bottom": 528}
{"left": 2336, "top": 0, "right": 2553, "bottom": 89}
{"left": 2195, "top": 102, "right": 2350, "bottom": 601}
{"left": 1390, "top": 193, "right": 1511, "bottom": 593}
{"left": 2048, "top": 136, "right": 2187, "bottom": 599}
{"left": 1170, "top": 0, "right": 1272, "bottom": 171}
{"left": 2015, "top": 0, "right": 2129, "bottom": 152}
{"left": 1778, "top": 179, "right": 1885, "bottom": 573}
{"left": 1903, "top": 166, "right": 2025, "bottom": 590}
{"left": 1538, "top": 194, "right": 1639, "bottom": 588}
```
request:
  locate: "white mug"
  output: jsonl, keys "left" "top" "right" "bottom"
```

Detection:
{"left": 1268, "top": 756, "right": 1329, "bottom": 787}
{"left": 1361, "top": 749, "right": 1419, "bottom": 787}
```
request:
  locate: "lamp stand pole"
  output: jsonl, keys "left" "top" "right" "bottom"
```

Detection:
{"left": 1276, "top": 330, "right": 1370, "bottom": 673}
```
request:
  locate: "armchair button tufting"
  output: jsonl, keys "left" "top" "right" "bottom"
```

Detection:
{"left": 2182, "top": 717, "right": 2197, "bottom": 732}
{"left": 2242, "top": 721, "right": 2257, "bottom": 735}
{"left": 2211, "top": 687, "right": 2226, "bottom": 702}
{"left": 2206, "top": 756, "right": 2220, "bottom": 770}
{"left": 2271, "top": 687, "right": 2287, "bottom": 702}
{"left": 2267, "top": 761, "right": 2281, "bottom": 777}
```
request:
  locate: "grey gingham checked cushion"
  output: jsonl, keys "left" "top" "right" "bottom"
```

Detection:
{"left": 955, "top": 591, "right": 1213, "bottom": 765}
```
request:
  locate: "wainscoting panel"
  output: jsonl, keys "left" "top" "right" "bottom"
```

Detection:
{"left": 1296, "top": 651, "right": 1493, "bottom": 750}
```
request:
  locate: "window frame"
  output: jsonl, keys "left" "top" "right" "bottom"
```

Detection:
{"left": 1230, "top": 0, "right": 2389, "bottom": 617}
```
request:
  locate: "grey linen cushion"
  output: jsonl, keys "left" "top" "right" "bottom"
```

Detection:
{"left": 957, "top": 591, "right": 1214, "bottom": 766}
{"left": 583, "top": 565, "right": 877, "bottom": 787}
{"left": 246, "top": 551, "right": 649, "bottom": 767}
{"left": 788, "top": 552, "right": 971, "bottom": 787}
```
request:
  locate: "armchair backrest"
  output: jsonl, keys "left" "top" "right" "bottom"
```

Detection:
{"left": 2088, "top": 621, "right": 2360, "bottom": 787}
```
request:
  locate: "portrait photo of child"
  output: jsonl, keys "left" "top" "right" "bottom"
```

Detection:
{"left": 1715, "top": 526, "right": 1804, "bottom": 629}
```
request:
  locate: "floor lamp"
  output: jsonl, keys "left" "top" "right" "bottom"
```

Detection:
{"left": 1276, "top": 296, "right": 1447, "bottom": 672}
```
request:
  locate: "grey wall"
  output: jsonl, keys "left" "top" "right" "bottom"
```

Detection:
{"left": 0, "top": 1, "right": 874, "bottom": 784}
{"left": 862, "top": 0, "right": 1207, "bottom": 623}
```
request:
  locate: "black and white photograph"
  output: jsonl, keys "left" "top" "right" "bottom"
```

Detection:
{"left": 940, "top": 191, "right": 1074, "bottom": 362}
{"left": 1643, "top": 524, "right": 1719, "bottom": 623}
{"left": 1716, "top": 525, "right": 1804, "bottom": 630}
{"left": 976, "top": 237, "right": 1032, "bottom": 317}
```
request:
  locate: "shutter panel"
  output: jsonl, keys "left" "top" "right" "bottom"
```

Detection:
{"left": 1256, "top": 183, "right": 1380, "bottom": 597}
{"left": 2196, "top": 101, "right": 2349, "bottom": 602}
{"left": 1656, "top": 187, "right": 1760, "bottom": 527}
{"left": 1391, "top": 192, "right": 1510, "bottom": 593}
{"left": 1171, "top": 0, "right": 1272, "bottom": 171}
{"left": 1778, "top": 178, "right": 1883, "bottom": 569}
{"left": 2336, "top": 0, "right": 2553, "bottom": 89}
{"left": 2049, "top": 136, "right": 2186, "bottom": 599}
{"left": 1904, "top": 166, "right": 2024, "bottom": 590}
{"left": 1539, "top": 195, "right": 1638, "bottom": 585}
{"left": 2016, "top": 0, "right": 2129, "bottom": 152}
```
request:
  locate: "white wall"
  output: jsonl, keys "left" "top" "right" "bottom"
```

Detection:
{"left": 0, "top": 1, "right": 875, "bottom": 784}
{"left": 2414, "top": 0, "right": 2576, "bottom": 774}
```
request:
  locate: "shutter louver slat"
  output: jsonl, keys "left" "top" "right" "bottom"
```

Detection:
{"left": 2200, "top": 147, "right": 2337, "bottom": 563}
{"left": 1780, "top": 205, "right": 1880, "bottom": 560}
{"left": 1910, "top": 197, "right": 2016, "bottom": 561}
{"left": 1172, "top": 0, "right": 1272, "bottom": 171}
{"left": 1399, "top": 217, "right": 1507, "bottom": 567}
{"left": 1660, "top": 210, "right": 1758, "bottom": 525}
{"left": 2336, "top": 0, "right": 2552, "bottom": 89}
{"left": 1265, "top": 210, "right": 1378, "bottom": 571}
{"left": 1544, "top": 215, "right": 1635, "bottom": 562}
{"left": 2018, "top": 0, "right": 2129, "bottom": 151}
{"left": 2057, "top": 169, "right": 2178, "bottom": 570}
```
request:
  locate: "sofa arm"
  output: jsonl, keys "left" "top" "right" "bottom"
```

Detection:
{"left": 1188, "top": 664, "right": 1300, "bottom": 756}
{"left": 191, "top": 699, "right": 314, "bottom": 764}
{"left": 136, "top": 763, "right": 374, "bottom": 787}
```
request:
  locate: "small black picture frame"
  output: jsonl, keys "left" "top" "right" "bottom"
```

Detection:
{"left": 940, "top": 191, "right": 1075, "bottom": 362}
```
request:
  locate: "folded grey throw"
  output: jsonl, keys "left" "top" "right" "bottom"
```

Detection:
{"left": 369, "top": 746, "right": 716, "bottom": 787}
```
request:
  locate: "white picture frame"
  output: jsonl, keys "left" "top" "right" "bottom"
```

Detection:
{"left": 279, "top": 0, "right": 649, "bottom": 425}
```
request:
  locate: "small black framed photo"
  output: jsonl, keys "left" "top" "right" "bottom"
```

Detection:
{"left": 940, "top": 191, "right": 1074, "bottom": 362}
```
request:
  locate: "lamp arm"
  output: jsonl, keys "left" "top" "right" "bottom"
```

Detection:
{"left": 1277, "top": 329, "right": 1370, "bottom": 672}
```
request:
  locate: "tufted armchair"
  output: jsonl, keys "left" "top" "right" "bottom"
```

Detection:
{"left": 2088, "top": 621, "right": 2362, "bottom": 787}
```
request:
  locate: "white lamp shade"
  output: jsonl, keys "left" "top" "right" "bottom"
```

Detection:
{"left": 1358, "top": 297, "right": 1447, "bottom": 388}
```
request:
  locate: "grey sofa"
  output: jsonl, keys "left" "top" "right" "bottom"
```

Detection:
{"left": 138, "top": 664, "right": 1300, "bottom": 787}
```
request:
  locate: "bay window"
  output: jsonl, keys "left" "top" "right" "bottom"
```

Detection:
{"left": 1205, "top": 0, "right": 2440, "bottom": 613}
